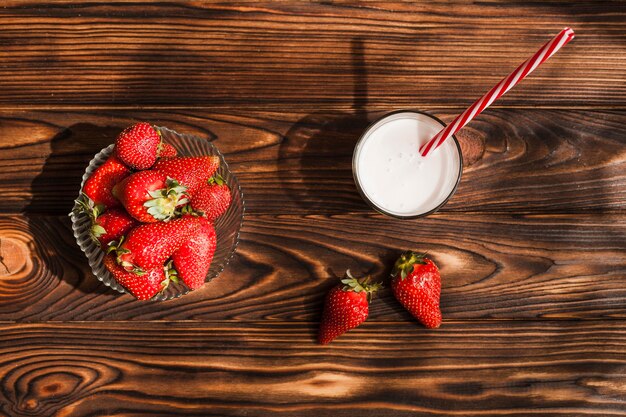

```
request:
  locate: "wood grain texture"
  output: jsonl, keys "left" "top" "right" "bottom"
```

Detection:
{"left": 0, "top": 1, "right": 624, "bottom": 109}
{"left": 0, "top": 321, "right": 625, "bottom": 417}
{"left": 0, "top": 3, "right": 624, "bottom": 414}
{"left": 1, "top": 213, "right": 624, "bottom": 322}
{"left": 1, "top": 109, "right": 624, "bottom": 215}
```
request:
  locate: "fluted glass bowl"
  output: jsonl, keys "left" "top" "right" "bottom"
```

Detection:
{"left": 69, "top": 126, "right": 245, "bottom": 300}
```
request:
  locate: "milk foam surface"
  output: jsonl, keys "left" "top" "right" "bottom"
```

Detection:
{"left": 354, "top": 112, "right": 461, "bottom": 216}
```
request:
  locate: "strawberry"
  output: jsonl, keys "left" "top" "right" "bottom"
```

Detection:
{"left": 190, "top": 174, "right": 231, "bottom": 221}
{"left": 112, "top": 170, "right": 188, "bottom": 223}
{"left": 391, "top": 251, "right": 442, "bottom": 329}
{"left": 158, "top": 142, "right": 178, "bottom": 158}
{"left": 115, "top": 122, "right": 161, "bottom": 170}
{"left": 171, "top": 216, "right": 216, "bottom": 290}
{"left": 109, "top": 216, "right": 200, "bottom": 272}
{"left": 103, "top": 254, "right": 171, "bottom": 300}
{"left": 73, "top": 196, "right": 138, "bottom": 247}
{"left": 318, "top": 271, "right": 382, "bottom": 345}
{"left": 154, "top": 156, "right": 220, "bottom": 194}
{"left": 82, "top": 154, "right": 130, "bottom": 208}
{"left": 92, "top": 208, "right": 138, "bottom": 247}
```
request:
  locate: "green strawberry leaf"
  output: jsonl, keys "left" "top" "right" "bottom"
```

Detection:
{"left": 144, "top": 178, "right": 189, "bottom": 221}
{"left": 163, "top": 261, "right": 179, "bottom": 284}
{"left": 72, "top": 194, "right": 102, "bottom": 224}
{"left": 148, "top": 189, "right": 164, "bottom": 199}
{"left": 93, "top": 204, "right": 105, "bottom": 218}
{"left": 208, "top": 173, "right": 225, "bottom": 186}
{"left": 392, "top": 251, "right": 427, "bottom": 280}
{"left": 133, "top": 267, "right": 146, "bottom": 276}
{"left": 341, "top": 269, "right": 383, "bottom": 301}
{"left": 91, "top": 224, "right": 106, "bottom": 238}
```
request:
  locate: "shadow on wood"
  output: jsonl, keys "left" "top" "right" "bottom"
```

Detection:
{"left": 23, "top": 123, "right": 123, "bottom": 297}
{"left": 278, "top": 38, "right": 373, "bottom": 215}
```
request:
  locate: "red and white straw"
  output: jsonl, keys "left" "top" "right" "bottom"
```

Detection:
{"left": 420, "top": 27, "right": 575, "bottom": 157}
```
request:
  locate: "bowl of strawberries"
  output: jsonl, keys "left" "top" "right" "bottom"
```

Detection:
{"left": 70, "top": 123, "right": 244, "bottom": 300}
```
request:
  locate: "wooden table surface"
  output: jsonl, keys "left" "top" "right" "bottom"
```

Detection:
{"left": 1, "top": 2, "right": 625, "bottom": 416}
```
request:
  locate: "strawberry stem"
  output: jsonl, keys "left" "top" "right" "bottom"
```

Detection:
{"left": 178, "top": 204, "right": 199, "bottom": 217}
{"left": 73, "top": 194, "right": 107, "bottom": 245}
{"left": 143, "top": 178, "right": 188, "bottom": 221}
{"left": 341, "top": 269, "right": 383, "bottom": 302}
{"left": 391, "top": 251, "right": 428, "bottom": 280}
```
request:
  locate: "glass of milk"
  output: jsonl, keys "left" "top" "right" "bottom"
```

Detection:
{"left": 353, "top": 110, "right": 462, "bottom": 218}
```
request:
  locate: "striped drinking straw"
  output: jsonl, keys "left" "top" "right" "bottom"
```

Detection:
{"left": 420, "top": 27, "right": 575, "bottom": 157}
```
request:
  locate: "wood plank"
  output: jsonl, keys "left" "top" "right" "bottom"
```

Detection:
{"left": 0, "top": 321, "right": 624, "bottom": 417}
{"left": 1, "top": 109, "right": 624, "bottom": 215}
{"left": 1, "top": 213, "right": 623, "bottom": 322}
{"left": 0, "top": 2, "right": 623, "bottom": 109}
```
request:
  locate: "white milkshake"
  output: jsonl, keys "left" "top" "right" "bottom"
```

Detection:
{"left": 353, "top": 111, "right": 462, "bottom": 218}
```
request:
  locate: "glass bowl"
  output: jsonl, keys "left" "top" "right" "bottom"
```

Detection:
{"left": 69, "top": 126, "right": 245, "bottom": 301}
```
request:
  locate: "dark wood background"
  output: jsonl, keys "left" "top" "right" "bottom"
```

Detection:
{"left": 0, "top": 2, "right": 625, "bottom": 416}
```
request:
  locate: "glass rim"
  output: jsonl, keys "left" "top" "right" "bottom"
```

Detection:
{"left": 352, "top": 109, "right": 463, "bottom": 220}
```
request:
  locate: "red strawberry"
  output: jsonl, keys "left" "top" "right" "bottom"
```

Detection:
{"left": 109, "top": 216, "right": 200, "bottom": 272}
{"left": 190, "top": 174, "right": 231, "bottom": 221}
{"left": 112, "top": 170, "right": 188, "bottom": 223}
{"left": 115, "top": 122, "right": 161, "bottom": 170}
{"left": 154, "top": 156, "right": 220, "bottom": 194}
{"left": 103, "top": 254, "right": 170, "bottom": 300}
{"left": 318, "top": 271, "right": 382, "bottom": 345}
{"left": 171, "top": 216, "right": 216, "bottom": 290}
{"left": 158, "top": 142, "right": 178, "bottom": 158}
{"left": 73, "top": 196, "right": 138, "bottom": 247}
{"left": 92, "top": 208, "right": 138, "bottom": 247}
{"left": 82, "top": 154, "right": 130, "bottom": 208}
{"left": 391, "top": 251, "right": 442, "bottom": 329}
